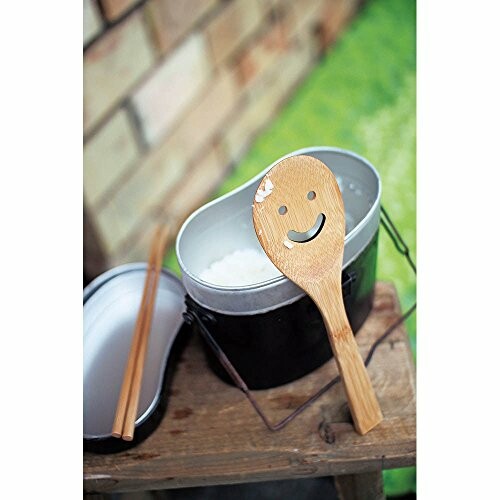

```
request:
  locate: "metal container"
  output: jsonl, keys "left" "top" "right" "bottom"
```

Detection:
{"left": 83, "top": 264, "right": 189, "bottom": 453}
{"left": 176, "top": 146, "right": 381, "bottom": 389}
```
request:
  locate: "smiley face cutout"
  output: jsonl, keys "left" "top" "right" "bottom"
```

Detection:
{"left": 252, "top": 155, "right": 346, "bottom": 283}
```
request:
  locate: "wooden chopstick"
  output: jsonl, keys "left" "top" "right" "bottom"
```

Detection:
{"left": 111, "top": 227, "right": 160, "bottom": 438}
{"left": 111, "top": 225, "right": 169, "bottom": 440}
{"left": 121, "top": 225, "right": 169, "bottom": 441}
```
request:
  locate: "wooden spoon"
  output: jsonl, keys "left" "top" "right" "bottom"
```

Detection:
{"left": 252, "top": 155, "right": 383, "bottom": 435}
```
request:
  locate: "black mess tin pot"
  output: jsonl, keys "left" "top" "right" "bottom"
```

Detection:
{"left": 176, "top": 146, "right": 381, "bottom": 390}
{"left": 83, "top": 264, "right": 190, "bottom": 454}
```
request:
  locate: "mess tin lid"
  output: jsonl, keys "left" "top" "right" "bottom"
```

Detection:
{"left": 83, "top": 263, "right": 186, "bottom": 441}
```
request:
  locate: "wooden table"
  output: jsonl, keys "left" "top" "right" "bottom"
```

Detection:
{"left": 84, "top": 282, "right": 416, "bottom": 499}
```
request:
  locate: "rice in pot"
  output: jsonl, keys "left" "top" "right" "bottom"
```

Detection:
{"left": 199, "top": 248, "right": 280, "bottom": 287}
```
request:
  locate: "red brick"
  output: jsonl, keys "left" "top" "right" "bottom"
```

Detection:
{"left": 222, "top": 79, "right": 281, "bottom": 164}
{"left": 319, "top": 0, "right": 361, "bottom": 47}
{"left": 206, "top": 0, "right": 264, "bottom": 66}
{"left": 96, "top": 134, "right": 190, "bottom": 253}
{"left": 131, "top": 33, "right": 212, "bottom": 146}
{"left": 84, "top": 109, "right": 140, "bottom": 207}
{"left": 277, "top": 37, "right": 315, "bottom": 93}
{"left": 234, "top": 21, "right": 289, "bottom": 90}
{"left": 252, "top": 0, "right": 277, "bottom": 13}
{"left": 83, "top": 0, "right": 103, "bottom": 45}
{"left": 109, "top": 221, "right": 156, "bottom": 265}
{"left": 222, "top": 103, "right": 266, "bottom": 165}
{"left": 101, "top": 0, "right": 140, "bottom": 22}
{"left": 290, "top": 0, "right": 325, "bottom": 37}
{"left": 84, "top": 12, "right": 155, "bottom": 134}
{"left": 223, "top": 36, "right": 314, "bottom": 163}
{"left": 167, "top": 69, "right": 240, "bottom": 165}
{"left": 110, "top": 216, "right": 176, "bottom": 266}
{"left": 94, "top": 200, "right": 132, "bottom": 255}
{"left": 145, "top": 0, "right": 218, "bottom": 54}
{"left": 164, "top": 144, "right": 228, "bottom": 221}
{"left": 108, "top": 147, "right": 227, "bottom": 265}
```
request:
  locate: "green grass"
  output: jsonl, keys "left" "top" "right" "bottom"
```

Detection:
{"left": 166, "top": 0, "right": 416, "bottom": 494}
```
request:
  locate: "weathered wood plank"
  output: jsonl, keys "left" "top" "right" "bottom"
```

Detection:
{"left": 84, "top": 282, "right": 416, "bottom": 493}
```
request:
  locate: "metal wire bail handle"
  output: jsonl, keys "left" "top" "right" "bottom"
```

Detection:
{"left": 183, "top": 205, "right": 416, "bottom": 432}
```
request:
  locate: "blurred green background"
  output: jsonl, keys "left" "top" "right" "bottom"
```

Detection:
{"left": 166, "top": 0, "right": 416, "bottom": 495}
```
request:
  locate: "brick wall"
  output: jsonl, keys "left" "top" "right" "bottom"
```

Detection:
{"left": 83, "top": 0, "right": 362, "bottom": 270}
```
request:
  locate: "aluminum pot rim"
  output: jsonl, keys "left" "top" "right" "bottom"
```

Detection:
{"left": 175, "top": 146, "right": 381, "bottom": 292}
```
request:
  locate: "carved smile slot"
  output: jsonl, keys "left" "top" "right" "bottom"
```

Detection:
{"left": 287, "top": 213, "right": 326, "bottom": 243}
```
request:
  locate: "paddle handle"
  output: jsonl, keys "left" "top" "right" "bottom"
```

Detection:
{"left": 312, "top": 277, "right": 383, "bottom": 435}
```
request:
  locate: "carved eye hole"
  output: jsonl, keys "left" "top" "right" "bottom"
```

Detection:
{"left": 278, "top": 205, "right": 287, "bottom": 215}
{"left": 307, "top": 191, "right": 316, "bottom": 200}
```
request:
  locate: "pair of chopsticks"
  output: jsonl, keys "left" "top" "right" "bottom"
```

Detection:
{"left": 111, "top": 225, "right": 170, "bottom": 441}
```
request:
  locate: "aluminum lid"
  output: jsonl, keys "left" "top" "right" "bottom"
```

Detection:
{"left": 83, "top": 263, "right": 186, "bottom": 440}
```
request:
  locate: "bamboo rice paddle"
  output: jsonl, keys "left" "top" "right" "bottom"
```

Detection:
{"left": 111, "top": 225, "right": 170, "bottom": 441}
{"left": 252, "top": 155, "right": 383, "bottom": 435}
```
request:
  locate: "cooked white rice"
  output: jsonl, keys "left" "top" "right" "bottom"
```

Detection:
{"left": 199, "top": 248, "right": 281, "bottom": 286}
